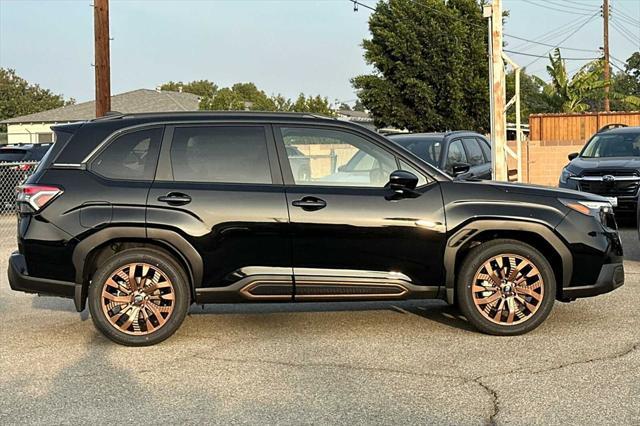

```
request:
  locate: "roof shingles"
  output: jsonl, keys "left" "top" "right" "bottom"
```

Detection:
{"left": 1, "top": 89, "right": 200, "bottom": 124}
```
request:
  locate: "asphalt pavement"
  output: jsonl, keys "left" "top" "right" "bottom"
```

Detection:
{"left": 1, "top": 227, "right": 638, "bottom": 425}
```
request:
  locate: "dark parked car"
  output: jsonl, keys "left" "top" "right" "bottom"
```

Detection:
{"left": 0, "top": 143, "right": 53, "bottom": 208}
{"left": 559, "top": 125, "right": 640, "bottom": 213}
{"left": 9, "top": 112, "right": 623, "bottom": 346}
{"left": 387, "top": 131, "right": 492, "bottom": 179}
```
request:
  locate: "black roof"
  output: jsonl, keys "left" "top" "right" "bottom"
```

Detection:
{"left": 598, "top": 126, "right": 640, "bottom": 134}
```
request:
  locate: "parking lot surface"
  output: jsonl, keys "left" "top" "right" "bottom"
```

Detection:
{"left": 0, "top": 221, "right": 638, "bottom": 425}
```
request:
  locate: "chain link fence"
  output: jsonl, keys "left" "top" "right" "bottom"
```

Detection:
{"left": 0, "top": 161, "right": 38, "bottom": 249}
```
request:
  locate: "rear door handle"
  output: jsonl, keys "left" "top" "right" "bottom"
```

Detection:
{"left": 157, "top": 192, "right": 192, "bottom": 206}
{"left": 292, "top": 197, "right": 327, "bottom": 211}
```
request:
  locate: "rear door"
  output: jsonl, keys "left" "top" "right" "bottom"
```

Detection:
{"left": 146, "top": 124, "right": 292, "bottom": 302}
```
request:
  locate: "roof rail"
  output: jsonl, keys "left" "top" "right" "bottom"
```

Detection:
{"left": 598, "top": 123, "right": 628, "bottom": 133}
{"left": 91, "top": 111, "right": 125, "bottom": 121}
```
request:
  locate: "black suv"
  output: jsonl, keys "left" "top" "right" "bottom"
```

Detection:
{"left": 559, "top": 125, "right": 640, "bottom": 213}
{"left": 8, "top": 112, "right": 624, "bottom": 346}
{"left": 387, "top": 131, "right": 492, "bottom": 179}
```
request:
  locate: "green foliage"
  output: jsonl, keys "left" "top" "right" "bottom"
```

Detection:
{"left": 160, "top": 80, "right": 218, "bottom": 98}
{"left": 506, "top": 70, "right": 556, "bottom": 122}
{"left": 353, "top": 99, "right": 366, "bottom": 111}
{"left": 352, "top": 0, "right": 489, "bottom": 132}
{"left": 545, "top": 49, "right": 606, "bottom": 113}
{"left": 0, "top": 68, "right": 74, "bottom": 130}
{"left": 193, "top": 80, "right": 333, "bottom": 115}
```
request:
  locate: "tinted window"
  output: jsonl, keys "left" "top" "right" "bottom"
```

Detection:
{"left": 91, "top": 128, "right": 162, "bottom": 180}
{"left": 0, "top": 149, "right": 27, "bottom": 162}
{"left": 477, "top": 137, "right": 491, "bottom": 161}
{"left": 582, "top": 132, "right": 640, "bottom": 158}
{"left": 389, "top": 136, "right": 443, "bottom": 166}
{"left": 24, "top": 145, "right": 52, "bottom": 161}
{"left": 462, "top": 137, "right": 484, "bottom": 166}
{"left": 280, "top": 127, "right": 397, "bottom": 187}
{"left": 445, "top": 139, "right": 467, "bottom": 171}
{"left": 171, "top": 126, "right": 271, "bottom": 184}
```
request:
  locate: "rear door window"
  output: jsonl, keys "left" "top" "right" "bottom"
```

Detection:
{"left": 477, "top": 137, "right": 491, "bottom": 161}
{"left": 90, "top": 128, "right": 163, "bottom": 180}
{"left": 170, "top": 126, "right": 272, "bottom": 184}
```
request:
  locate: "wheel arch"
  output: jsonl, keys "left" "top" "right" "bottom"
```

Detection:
{"left": 443, "top": 219, "right": 572, "bottom": 304}
{"left": 72, "top": 227, "right": 203, "bottom": 311}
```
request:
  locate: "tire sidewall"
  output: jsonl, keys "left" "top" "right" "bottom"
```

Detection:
{"left": 457, "top": 240, "right": 556, "bottom": 336}
{"left": 88, "top": 248, "right": 190, "bottom": 346}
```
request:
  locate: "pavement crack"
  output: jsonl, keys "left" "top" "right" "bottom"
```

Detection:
{"left": 523, "top": 341, "right": 640, "bottom": 376}
{"left": 470, "top": 376, "right": 500, "bottom": 426}
{"left": 190, "top": 353, "right": 465, "bottom": 382}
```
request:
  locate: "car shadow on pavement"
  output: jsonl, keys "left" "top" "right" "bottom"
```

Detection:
{"left": 187, "top": 299, "right": 477, "bottom": 333}
{"left": 30, "top": 296, "right": 90, "bottom": 320}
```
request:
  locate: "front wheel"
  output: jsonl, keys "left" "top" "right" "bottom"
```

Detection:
{"left": 457, "top": 239, "right": 556, "bottom": 336}
{"left": 88, "top": 248, "right": 190, "bottom": 346}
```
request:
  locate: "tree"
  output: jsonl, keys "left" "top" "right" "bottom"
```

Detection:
{"left": 197, "top": 81, "right": 334, "bottom": 115}
{"left": 338, "top": 102, "right": 352, "bottom": 111}
{"left": 160, "top": 80, "right": 218, "bottom": 98}
{"left": 505, "top": 69, "right": 555, "bottom": 122}
{"left": 0, "top": 68, "right": 74, "bottom": 130}
{"left": 545, "top": 49, "right": 606, "bottom": 113}
{"left": 611, "top": 51, "right": 640, "bottom": 110}
{"left": 352, "top": 0, "right": 489, "bottom": 132}
{"left": 353, "top": 99, "right": 366, "bottom": 112}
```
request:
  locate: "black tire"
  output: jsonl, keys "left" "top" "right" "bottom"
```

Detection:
{"left": 88, "top": 248, "right": 190, "bottom": 346}
{"left": 456, "top": 239, "right": 556, "bottom": 336}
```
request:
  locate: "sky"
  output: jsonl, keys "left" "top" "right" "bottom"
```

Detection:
{"left": 0, "top": 0, "right": 638, "bottom": 105}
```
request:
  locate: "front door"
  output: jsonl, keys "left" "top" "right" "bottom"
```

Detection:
{"left": 147, "top": 124, "right": 292, "bottom": 303}
{"left": 274, "top": 125, "right": 447, "bottom": 300}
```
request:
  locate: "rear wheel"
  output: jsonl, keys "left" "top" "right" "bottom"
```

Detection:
{"left": 457, "top": 239, "right": 556, "bottom": 335}
{"left": 88, "top": 248, "right": 190, "bottom": 346}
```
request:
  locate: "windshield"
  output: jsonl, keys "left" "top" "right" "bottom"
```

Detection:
{"left": 389, "top": 136, "right": 443, "bottom": 166}
{"left": 581, "top": 132, "right": 640, "bottom": 158}
{"left": 0, "top": 149, "right": 27, "bottom": 162}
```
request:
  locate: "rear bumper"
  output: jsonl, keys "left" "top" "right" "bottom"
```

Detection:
{"left": 561, "top": 262, "right": 625, "bottom": 299}
{"left": 8, "top": 252, "right": 81, "bottom": 307}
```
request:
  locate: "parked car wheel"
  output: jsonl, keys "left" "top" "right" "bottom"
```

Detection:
{"left": 457, "top": 239, "right": 555, "bottom": 335}
{"left": 88, "top": 248, "right": 190, "bottom": 346}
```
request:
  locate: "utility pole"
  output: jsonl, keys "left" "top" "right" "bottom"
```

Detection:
{"left": 602, "top": 0, "right": 610, "bottom": 112}
{"left": 94, "top": 0, "right": 111, "bottom": 117}
{"left": 484, "top": 0, "right": 508, "bottom": 181}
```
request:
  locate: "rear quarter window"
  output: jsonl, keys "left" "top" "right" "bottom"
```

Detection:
{"left": 89, "top": 128, "right": 163, "bottom": 180}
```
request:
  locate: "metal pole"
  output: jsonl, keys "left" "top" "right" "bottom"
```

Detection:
{"left": 515, "top": 68, "right": 522, "bottom": 182}
{"left": 94, "top": 0, "right": 111, "bottom": 117}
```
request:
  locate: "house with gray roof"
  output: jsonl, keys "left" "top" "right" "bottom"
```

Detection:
{"left": 1, "top": 89, "right": 200, "bottom": 144}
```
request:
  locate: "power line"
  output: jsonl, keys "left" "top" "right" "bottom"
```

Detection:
{"left": 521, "top": 0, "right": 596, "bottom": 16}
{"left": 509, "top": 14, "right": 597, "bottom": 51}
{"left": 546, "top": 0, "right": 600, "bottom": 14}
{"left": 504, "top": 33, "right": 599, "bottom": 52}
{"left": 350, "top": 0, "right": 375, "bottom": 13}
{"left": 611, "top": 4, "right": 640, "bottom": 25}
{"left": 504, "top": 49, "right": 599, "bottom": 60}
{"left": 610, "top": 20, "right": 640, "bottom": 46}
{"left": 524, "top": 11, "right": 600, "bottom": 67}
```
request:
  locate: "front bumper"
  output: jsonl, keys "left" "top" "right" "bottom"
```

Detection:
{"left": 8, "top": 252, "right": 80, "bottom": 307}
{"left": 561, "top": 262, "right": 625, "bottom": 299}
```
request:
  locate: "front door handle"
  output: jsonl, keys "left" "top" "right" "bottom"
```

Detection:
{"left": 157, "top": 192, "right": 192, "bottom": 206}
{"left": 292, "top": 196, "right": 327, "bottom": 211}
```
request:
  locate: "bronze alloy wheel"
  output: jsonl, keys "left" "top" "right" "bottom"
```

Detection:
{"left": 471, "top": 254, "right": 544, "bottom": 325}
{"left": 100, "top": 262, "right": 175, "bottom": 335}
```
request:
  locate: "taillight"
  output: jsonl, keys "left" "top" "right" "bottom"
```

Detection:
{"left": 16, "top": 184, "right": 63, "bottom": 211}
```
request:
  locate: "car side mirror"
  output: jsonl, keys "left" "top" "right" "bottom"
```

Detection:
{"left": 568, "top": 152, "right": 579, "bottom": 161}
{"left": 387, "top": 170, "right": 419, "bottom": 191}
{"left": 451, "top": 163, "right": 471, "bottom": 177}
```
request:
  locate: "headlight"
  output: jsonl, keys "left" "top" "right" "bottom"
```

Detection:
{"left": 559, "top": 198, "right": 612, "bottom": 217}
{"left": 560, "top": 168, "right": 575, "bottom": 184}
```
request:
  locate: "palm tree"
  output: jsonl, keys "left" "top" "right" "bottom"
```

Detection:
{"left": 545, "top": 48, "right": 605, "bottom": 113}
